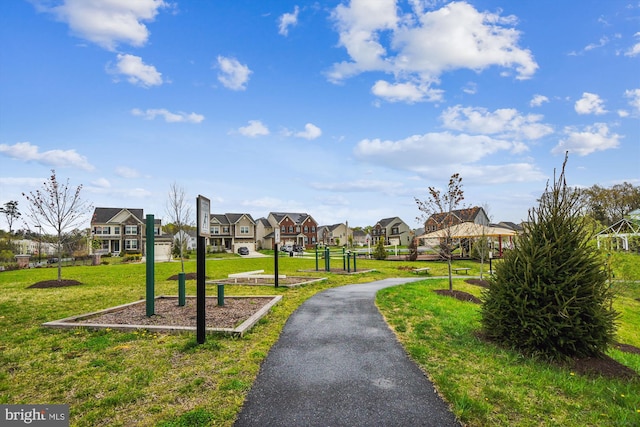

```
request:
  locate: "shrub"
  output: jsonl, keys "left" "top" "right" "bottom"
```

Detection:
{"left": 481, "top": 156, "right": 618, "bottom": 361}
{"left": 373, "top": 238, "right": 387, "bottom": 260}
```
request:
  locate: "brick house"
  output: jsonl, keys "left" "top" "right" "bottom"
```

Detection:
{"left": 267, "top": 212, "right": 318, "bottom": 249}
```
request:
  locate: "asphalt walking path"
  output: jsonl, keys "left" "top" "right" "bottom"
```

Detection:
{"left": 234, "top": 278, "right": 461, "bottom": 427}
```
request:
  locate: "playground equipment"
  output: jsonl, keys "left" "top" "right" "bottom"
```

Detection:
{"left": 314, "top": 245, "right": 358, "bottom": 273}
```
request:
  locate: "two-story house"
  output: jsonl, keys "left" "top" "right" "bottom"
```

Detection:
{"left": 90, "top": 207, "right": 146, "bottom": 255}
{"left": 267, "top": 212, "right": 318, "bottom": 249}
{"left": 317, "top": 223, "right": 350, "bottom": 246}
{"left": 372, "top": 217, "right": 411, "bottom": 246}
{"left": 209, "top": 213, "right": 256, "bottom": 252}
{"left": 423, "top": 206, "right": 489, "bottom": 232}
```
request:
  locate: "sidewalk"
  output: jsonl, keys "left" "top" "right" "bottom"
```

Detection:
{"left": 234, "top": 278, "right": 461, "bottom": 426}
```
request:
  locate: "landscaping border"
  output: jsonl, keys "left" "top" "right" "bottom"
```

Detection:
{"left": 42, "top": 295, "right": 282, "bottom": 337}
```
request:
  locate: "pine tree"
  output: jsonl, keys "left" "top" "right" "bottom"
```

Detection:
{"left": 481, "top": 155, "right": 617, "bottom": 361}
{"left": 373, "top": 237, "right": 387, "bottom": 260}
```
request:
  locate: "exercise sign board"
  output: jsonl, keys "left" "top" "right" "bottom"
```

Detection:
{"left": 197, "top": 195, "right": 210, "bottom": 237}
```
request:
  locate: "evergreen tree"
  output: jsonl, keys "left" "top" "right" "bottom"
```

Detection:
{"left": 373, "top": 237, "right": 387, "bottom": 260}
{"left": 481, "top": 155, "right": 617, "bottom": 361}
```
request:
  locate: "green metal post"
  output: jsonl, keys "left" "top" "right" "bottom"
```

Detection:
{"left": 315, "top": 244, "right": 319, "bottom": 271}
{"left": 325, "top": 246, "right": 330, "bottom": 272}
{"left": 353, "top": 252, "right": 357, "bottom": 272}
{"left": 347, "top": 251, "right": 351, "bottom": 273}
{"left": 145, "top": 214, "right": 155, "bottom": 317}
{"left": 178, "top": 272, "right": 186, "bottom": 306}
{"left": 342, "top": 246, "right": 346, "bottom": 270}
{"left": 217, "top": 284, "right": 224, "bottom": 306}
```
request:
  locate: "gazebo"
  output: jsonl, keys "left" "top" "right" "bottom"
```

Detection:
{"left": 418, "top": 223, "right": 518, "bottom": 257}
{"left": 595, "top": 218, "right": 640, "bottom": 251}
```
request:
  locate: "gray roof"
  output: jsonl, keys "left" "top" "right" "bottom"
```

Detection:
{"left": 271, "top": 212, "right": 313, "bottom": 225}
{"left": 91, "top": 207, "right": 144, "bottom": 224}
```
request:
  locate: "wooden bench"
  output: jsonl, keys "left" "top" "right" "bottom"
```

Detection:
{"left": 412, "top": 267, "right": 431, "bottom": 274}
{"left": 452, "top": 267, "right": 471, "bottom": 275}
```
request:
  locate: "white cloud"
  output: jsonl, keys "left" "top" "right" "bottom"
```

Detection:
{"left": 311, "top": 179, "right": 405, "bottom": 196}
{"left": 530, "top": 94, "right": 549, "bottom": 107}
{"left": 131, "top": 108, "right": 204, "bottom": 123}
{"left": 440, "top": 105, "right": 553, "bottom": 140}
{"left": 112, "top": 54, "right": 163, "bottom": 87}
{"left": 278, "top": 6, "right": 299, "bottom": 36}
{"left": 624, "top": 88, "right": 640, "bottom": 116}
{"left": 41, "top": 0, "right": 167, "bottom": 51}
{"left": 353, "top": 131, "right": 515, "bottom": 173}
{"left": 625, "top": 32, "right": 640, "bottom": 57}
{"left": 91, "top": 178, "right": 111, "bottom": 188}
{"left": 329, "top": 1, "right": 537, "bottom": 102}
{"left": 295, "top": 123, "right": 322, "bottom": 140}
{"left": 237, "top": 120, "right": 270, "bottom": 137}
{"left": 575, "top": 92, "right": 607, "bottom": 115}
{"left": 0, "top": 141, "right": 94, "bottom": 171}
{"left": 115, "top": 166, "right": 140, "bottom": 179}
{"left": 371, "top": 80, "right": 443, "bottom": 103}
{"left": 216, "top": 56, "right": 252, "bottom": 90}
{"left": 552, "top": 123, "right": 621, "bottom": 156}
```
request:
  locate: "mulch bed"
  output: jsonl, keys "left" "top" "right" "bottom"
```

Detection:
{"left": 28, "top": 279, "right": 83, "bottom": 289}
{"left": 433, "top": 289, "right": 482, "bottom": 304}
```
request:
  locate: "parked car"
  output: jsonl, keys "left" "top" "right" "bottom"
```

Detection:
{"left": 293, "top": 244, "right": 304, "bottom": 252}
{"left": 281, "top": 245, "right": 293, "bottom": 252}
{"left": 237, "top": 247, "right": 249, "bottom": 255}
{"left": 47, "top": 257, "right": 59, "bottom": 264}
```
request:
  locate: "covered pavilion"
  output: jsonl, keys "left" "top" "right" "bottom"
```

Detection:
{"left": 418, "top": 223, "right": 518, "bottom": 257}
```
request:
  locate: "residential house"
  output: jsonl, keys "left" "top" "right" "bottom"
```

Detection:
{"left": 91, "top": 208, "right": 145, "bottom": 255}
{"left": 90, "top": 207, "right": 170, "bottom": 258}
{"left": 423, "top": 206, "right": 490, "bottom": 233}
{"left": 351, "top": 229, "right": 368, "bottom": 247}
{"left": 173, "top": 230, "right": 197, "bottom": 252}
{"left": 372, "top": 217, "right": 412, "bottom": 246}
{"left": 209, "top": 213, "right": 256, "bottom": 252}
{"left": 317, "top": 223, "right": 350, "bottom": 246}
{"left": 267, "top": 212, "right": 318, "bottom": 249}
{"left": 255, "top": 217, "right": 274, "bottom": 250}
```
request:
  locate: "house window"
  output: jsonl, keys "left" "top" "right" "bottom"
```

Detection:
{"left": 114, "top": 226, "right": 120, "bottom": 235}
{"left": 94, "top": 226, "right": 110, "bottom": 235}
{"left": 240, "top": 226, "right": 249, "bottom": 234}
{"left": 288, "top": 226, "right": 293, "bottom": 233}
{"left": 304, "top": 226, "right": 308, "bottom": 232}
{"left": 125, "top": 239, "right": 138, "bottom": 250}
{"left": 281, "top": 226, "right": 286, "bottom": 232}
{"left": 222, "top": 226, "right": 229, "bottom": 233}
{"left": 125, "top": 225, "right": 137, "bottom": 235}
{"left": 392, "top": 227, "right": 399, "bottom": 235}
{"left": 213, "top": 226, "right": 220, "bottom": 235}
{"left": 154, "top": 227, "right": 161, "bottom": 235}
{"left": 311, "top": 226, "right": 315, "bottom": 232}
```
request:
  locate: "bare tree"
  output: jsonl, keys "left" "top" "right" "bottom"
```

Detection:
{"left": 166, "top": 182, "right": 193, "bottom": 273}
{"left": 0, "top": 200, "right": 21, "bottom": 245}
{"left": 415, "top": 173, "right": 465, "bottom": 291}
{"left": 22, "top": 170, "right": 91, "bottom": 281}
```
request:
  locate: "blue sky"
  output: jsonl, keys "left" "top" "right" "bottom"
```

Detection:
{"left": 1, "top": 0, "right": 638, "bottom": 232}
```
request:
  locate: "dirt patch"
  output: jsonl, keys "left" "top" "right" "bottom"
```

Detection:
{"left": 167, "top": 272, "right": 198, "bottom": 280}
{"left": 73, "top": 297, "right": 273, "bottom": 329}
{"left": 614, "top": 342, "right": 640, "bottom": 355}
{"left": 28, "top": 280, "right": 83, "bottom": 289}
{"left": 465, "top": 278, "right": 490, "bottom": 288}
{"left": 568, "top": 354, "right": 639, "bottom": 380}
{"left": 433, "top": 289, "right": 482, "bottom": 304}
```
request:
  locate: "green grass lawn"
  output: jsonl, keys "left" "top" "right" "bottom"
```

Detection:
{"left": 1, "top": 253, "right": 638, "bottom": 426}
